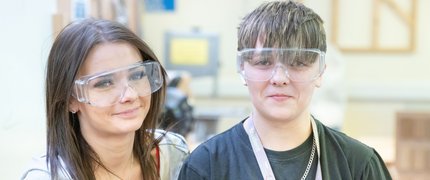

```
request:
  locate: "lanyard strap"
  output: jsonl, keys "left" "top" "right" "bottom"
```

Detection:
{"left": 243, "top": 117, "right": 322, "bottom": 180}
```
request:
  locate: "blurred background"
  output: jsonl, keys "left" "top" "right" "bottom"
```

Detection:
{"left": 1, "top": 0, "right": 429, "bottom": 179}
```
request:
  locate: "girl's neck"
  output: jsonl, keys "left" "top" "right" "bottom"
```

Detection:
{"left": 83, "top": 131, "right": 137, "bottom": 179}
{"left": 94, "top": 154, "right": 136, "bottom": 180}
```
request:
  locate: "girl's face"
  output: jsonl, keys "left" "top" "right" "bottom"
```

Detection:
{"left": 70, "top": 42, "right": 150, "bottom": 137}
{"left": 245, "top": 39, "right": 323, "bottom": 123}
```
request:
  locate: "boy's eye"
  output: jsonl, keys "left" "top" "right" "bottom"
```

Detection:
{"left": 254, "top": 59, "right": 272, "bottom": 66}
{"left": 291, "top": 61, "right": 306, "bottom": 67}
{"left": 249, "top": 55, "right": 273, "bottom": 66}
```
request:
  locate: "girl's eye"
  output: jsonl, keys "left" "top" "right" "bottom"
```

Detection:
{"left": 93, "top": 79, "right": 114, "bottom": 89}
{"left": 129, "top": 70, "right": 146, "bottom": 81}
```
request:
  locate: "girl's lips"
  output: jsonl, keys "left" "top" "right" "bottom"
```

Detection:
{"left": 113, "top": 107, "right": 140, "bottom": 118}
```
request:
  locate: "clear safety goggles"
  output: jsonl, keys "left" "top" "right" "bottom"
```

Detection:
{"left": 237, "top": 48, "right": 325, "bottom": 82}
{"left": 73, "top": 61, "right": 163, "bottom": 107}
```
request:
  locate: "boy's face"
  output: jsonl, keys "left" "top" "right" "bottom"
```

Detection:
{"left": 244, "top": 38, "right": 323, "bottom": 123}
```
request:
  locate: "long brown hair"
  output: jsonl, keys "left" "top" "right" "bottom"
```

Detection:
{"left": 46, "top": 19, "right": 166, "bottom": 179}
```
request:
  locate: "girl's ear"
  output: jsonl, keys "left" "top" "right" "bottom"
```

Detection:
{"left": 69, "top": 98, "right": 79, "bottom": 113}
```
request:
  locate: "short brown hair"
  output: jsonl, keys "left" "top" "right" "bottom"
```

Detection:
{"left": 238, "top": 1, "right": 326, "bottom": 52}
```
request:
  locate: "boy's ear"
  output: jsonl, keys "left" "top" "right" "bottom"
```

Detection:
{"left": 239, "top": 73, "right": 247, "bottom": 86}
{"left": 315, "top": 78, "right": 322, "bottom": 88}
{"left": 315, "top": 64, "right": 327, "bottom": 88}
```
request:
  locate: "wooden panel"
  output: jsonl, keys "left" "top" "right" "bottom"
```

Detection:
{"left": 396, "top": 112, "right": 430, "bottom": 179}
{"left": 52, "top": 0, "right": 140, "bottom": 39}
{"left": 331, "top": 0, "right": 417, "bottom": 53}
{"left": 51, "top": 14, "right": 64, "bottom": 38}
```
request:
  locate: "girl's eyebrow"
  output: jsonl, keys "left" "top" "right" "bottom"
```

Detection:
{"left": 94, "top": 73, "right": 114, "bottom": 79}
{"left": 128, "top": 66, "right": 142, "bottom": 72}
{"left": 84, "top": 62, "right": 143, "bottom": 78}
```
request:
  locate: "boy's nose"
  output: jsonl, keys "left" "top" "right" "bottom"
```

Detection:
{"left": 270, "top": 65, "right": 291, "bottom": 86}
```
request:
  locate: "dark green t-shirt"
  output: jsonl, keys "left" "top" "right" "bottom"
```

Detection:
{"left": 178, "top": 118, "right": 392, "bottom": 180}
{"left": 266, "top": 134, "right": 317, "bottom": 180}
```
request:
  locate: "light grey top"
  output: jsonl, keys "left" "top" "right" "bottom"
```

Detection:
{"left": 21, "top": 130, "right": 189, "bottom": 180}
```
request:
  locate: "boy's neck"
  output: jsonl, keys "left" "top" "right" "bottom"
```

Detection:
{"left": 249, "top": 112, "right": 313, "bottom": 151}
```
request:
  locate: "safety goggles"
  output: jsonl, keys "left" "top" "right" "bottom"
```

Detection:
{"left": 73, "top": 61, "right": 162, "bottom": 107}
{"left": 237, "top": 48, "right": 325, "bottom": 82}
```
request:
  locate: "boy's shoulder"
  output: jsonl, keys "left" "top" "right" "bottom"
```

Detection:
{"left": 319, "top": 121, "right": 374, "bottom": 154}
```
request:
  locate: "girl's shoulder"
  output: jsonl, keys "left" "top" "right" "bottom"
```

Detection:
{"left": 154, "top": 129, "right": 190, "bottom": 180}
{"left": 21, "top": 155, "right": 71, "bottom": 180}
{"left": 21, "top": 155, "right": 50, "bottom": 179}
{"left": 155, "top": 129, "right": 189, "bottom": 153}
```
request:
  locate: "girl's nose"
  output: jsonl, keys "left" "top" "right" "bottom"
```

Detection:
{"left": 119, "top": 85, "right": 139, "bottom": 103}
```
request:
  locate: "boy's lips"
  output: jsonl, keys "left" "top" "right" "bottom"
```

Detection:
{"left": 268, "top": 93, "right": 293, "bottom": 101}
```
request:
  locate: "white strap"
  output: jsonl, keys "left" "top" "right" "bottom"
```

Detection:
{"left": 244, "top": 119, "right": 276, "bottom": 180}
{"left": 243, "top": 117, "right": 322, "bottom": 180}
{"left": 311, "top": 118, "right": 322, "bottom": 179}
